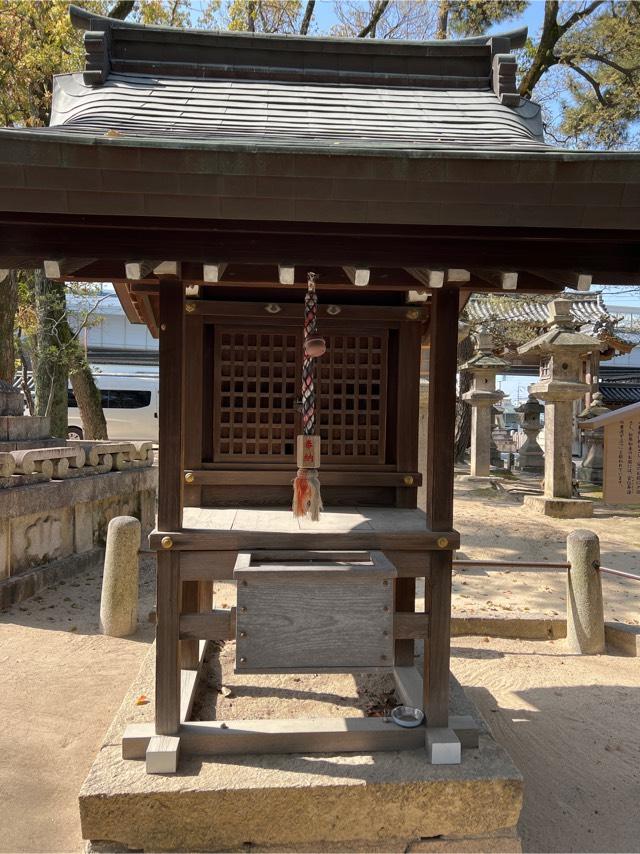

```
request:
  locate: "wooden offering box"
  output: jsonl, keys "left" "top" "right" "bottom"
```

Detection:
{"left": 234, "top": 550, "right": 397, "bottom": 673}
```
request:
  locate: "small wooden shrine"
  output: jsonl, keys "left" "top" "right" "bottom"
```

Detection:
{"left": 1, "top": 7, "right": 640, "bottom": 772}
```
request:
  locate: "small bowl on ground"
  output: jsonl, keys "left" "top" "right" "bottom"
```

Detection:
{"left": 390, "top": 705, "right": 425, "bottom": 728}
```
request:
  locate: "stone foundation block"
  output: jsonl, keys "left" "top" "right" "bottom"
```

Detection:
{"left": 523, "top": 495, "right": 593, "bottom": 518}
{"left": 605, "top": 622, "right": 640, "bottom": 657}
{"left": 79, "top": 647, "right": 523, "bottom": 853}
{"left": 0, "top": 415, "right": 51, "bottom": 441}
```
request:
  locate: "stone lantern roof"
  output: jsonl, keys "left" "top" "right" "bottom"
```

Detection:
{"left": 517, "top": 297, "right": 601, "bottom": 357}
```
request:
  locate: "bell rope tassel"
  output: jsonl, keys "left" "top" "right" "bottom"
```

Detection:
{"left": 293, "top": 467, "right": 323, "bottom": 521}
{"left": 292, "top": 273, "right": 326, "bottom": 520}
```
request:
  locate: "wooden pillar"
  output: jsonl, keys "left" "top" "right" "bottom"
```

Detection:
{"left": 156, "top": 278, "right": 185, "bottom": 735}
{"left": 423, "top": 289, "right": 458, "bottom": 728}
{"left": 394, "top": 321, "right": 422, "bottom": 666}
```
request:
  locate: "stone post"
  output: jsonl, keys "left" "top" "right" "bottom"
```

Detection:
{"left": 566, "top": 529, "right": 605, "bottom": 654}
{"left": 100, "top": 515, "right": 141, "bottom": 637}
{"left": 460, "top": 328, "right": 509, "bottom": 479}
{"left": 577, "top": 392, "right": 610, "bottom": 485}
{"left": 515, "top": 394, "right": 544, "bottom": 473}
{"left": 518, "top": 298, "right": 601, "bottom": 517}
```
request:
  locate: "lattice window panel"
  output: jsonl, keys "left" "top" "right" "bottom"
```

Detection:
{"left": 318, "top": 331, "right": 388, "bottom": 464}
{"left": 214, "top": 327, "right": 300, "bottom": 461}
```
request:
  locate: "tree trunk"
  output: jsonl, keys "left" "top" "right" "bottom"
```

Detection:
{"left": 0, "top": 271, "right": 18, "bottom": 383}
{"left": 454, "top": 334, "right": 473, "bottom": 462}
{"left": 436, "top": 0, "right": 449, "bottom": 39}
{"left": 33, "top": 272, "right": 68, "bottom": 438}
{"left": 69, "top": 354, "right": 108, "bottom": 439}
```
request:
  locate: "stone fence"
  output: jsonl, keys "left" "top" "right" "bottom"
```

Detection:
{"left": 0, "top": 440, "right": 157, "bottom": 608}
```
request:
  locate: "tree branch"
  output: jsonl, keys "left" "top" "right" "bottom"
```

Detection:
{"left": 559, "top": 0, "right": 604, "bottom": 35}
{"left": 107, "top": 1, "right": 135, "bottom": 20}
{"left": 564, "top": 60, "right": 609, "bottom": 106}
{"left": 299, "top": 0, "right": 315, "bottom": 35}
{"left": 357, "top": 0, "right": 390, "bottom": 38}
{"left": 581, "top": 52, "right": 638, "bottom": 77}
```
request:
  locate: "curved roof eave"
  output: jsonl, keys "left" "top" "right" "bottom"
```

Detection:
{"left": 69, "top": 5, "right": 528, "bottom": 50}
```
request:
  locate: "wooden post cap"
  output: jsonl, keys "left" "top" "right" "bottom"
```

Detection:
{"left": 161, "top": 536, "right": 173, "bottom": 550}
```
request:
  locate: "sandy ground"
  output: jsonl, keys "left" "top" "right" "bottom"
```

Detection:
{"left": 0, "top": 555, "right": 156, "bottom": 854}
{"left": 450, "top": 636, "right": 640, "bottom": 853}
{"left": 450, "top": 475, "right": 640, "bottom": 624}
{"left": 0, "top": 475, "right": 638, "bottom": 853}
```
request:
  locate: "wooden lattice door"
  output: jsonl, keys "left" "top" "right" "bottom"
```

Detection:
{"left": 213, "top": 327, "right": 301, "bottom": 462}
{"left": 212, "top": 323, "right": 389, "bottom": 467}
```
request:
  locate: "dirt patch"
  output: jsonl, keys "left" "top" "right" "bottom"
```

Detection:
{"left": 451, "top": 635, "right": 640, "bottom": 853}
{"left": 192, "top": 639, "right": 398, "bottom": 722}
{"left": 0, "top": 555, "right": 156, "bottom": 853}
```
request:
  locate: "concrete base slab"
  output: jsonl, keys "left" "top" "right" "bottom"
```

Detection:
{"left": 456, "top": 475, "right": 503, "bottom": 484}
{"left": 605, "top": 622, "right": 640, "bottom": 657}
{"left": 523, "top": 494, "right": 593, "bottom": 518}
{"left": 80, "top": 646, "right": 523, "bottom": 853}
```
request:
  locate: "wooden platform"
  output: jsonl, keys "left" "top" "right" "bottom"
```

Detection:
{"left": 150, "top": 506, "right": 459, "bottom": 553}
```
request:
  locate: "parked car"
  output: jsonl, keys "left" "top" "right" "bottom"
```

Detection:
{"left": 67, "top": 373, "right": 159, "bottom": 441}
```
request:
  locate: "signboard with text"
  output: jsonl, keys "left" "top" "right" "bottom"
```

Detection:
{"left": 584, "top": 402, "right": 640, "bottom": 505}
{"left": 603, "top": 414, "right": 640, "bottom": 504}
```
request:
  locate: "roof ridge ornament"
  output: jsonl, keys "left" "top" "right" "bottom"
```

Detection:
{"left": 83, "top": 29, "right": 110, "bottom": 86}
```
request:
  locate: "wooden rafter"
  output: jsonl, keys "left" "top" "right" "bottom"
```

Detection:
{"left": 277, "top": 264, "right": 295, "bottom": 285}
{"left": 405, "top": 268, "right": 445, "bottom": 289}
{"left": 343, "top": 266, "right": 370, "bottom": 287}
{"left": 472, "top": 269, "right": 518, "bottom": 290}
{"left": 43, "top": 258, "right": 95, "bottom": 279}
{"left": 203, "top": 262, "right": 227, "bottom": 283}
{"left": 534, "top": 270, "right": 592, "bottom": 291}
{"left": 126, "top": 261, "right": 154, "bottom": 280}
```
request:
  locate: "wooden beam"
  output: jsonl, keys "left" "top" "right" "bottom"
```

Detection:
{"left": 473, "top": 269, "right": 518, "bottom": 290}
{"left": 343, "top": 266, "right": 370, "bottom": 287}
{"left": 136, "top": 294, "right": 159, "bottom": 338}
{"left": 112, "top": 282, "right": 142, "bottom": 325}
{"left": 180, "top": 639, "right": 208, "bottom": 722}
{"left": 535, "top": 270, "right": 592, "bottom": 292}
{"left": 125, "top": 261, "right": 154, "bottom": 280}
{"left": 123, "top": 717, "right": 424, "bottom": 759}
{"left": 203, "top": 262, "right": 227, "bottom": 283}
{"left": 154, "top": 261, "right": 181, "bottom": 277}
{"left": 179, "top": 551, "right": 238, "bottom": 581}
{"left": 183, "top": 470, "right": 422, "bottom": 487}
{"left": 179, "top": 608, "right": 236, "bottom": 641}
{"left": 447, "top": 269, "right": 471, "bottom": 283}
{"left": 187, "top": 301, "right": 425, "bottom": 322}
{"left": 149, "top": 529, "right": 460, "bottom": 552}
{"left": 43, "top": 258, "right": 95, "bottom": 279}
{"left": 406, "top": 268, "right": 445, "bottom": 289}
{"left": 394, "top": 613, "right": 430, "bottom": 639}
{"left": 277, "top": 264, "right": 295, "bottom": 285}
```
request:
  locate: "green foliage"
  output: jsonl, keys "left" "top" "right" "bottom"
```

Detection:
{"left": 447, "top": 1, "right": 528, "bottom": 37}
{"left": 557, "top": 2, "right": 640, "bottom": 148}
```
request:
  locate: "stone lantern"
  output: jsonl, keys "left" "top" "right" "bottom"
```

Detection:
{"left": 515, "top": 393, "right": 544, "bottom": 473}
{"left": 577, "top": 391, "right": 610, "bottom": 485}
{"left": 461, "top": 327, "right": 509, "bottom": 478}
{"left": 518, "top": 297, "right": 601, "bottom": 517}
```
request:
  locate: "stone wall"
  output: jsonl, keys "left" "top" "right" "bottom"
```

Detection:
{"left": 0, "top": 455, "right": 157, "bottom": 608}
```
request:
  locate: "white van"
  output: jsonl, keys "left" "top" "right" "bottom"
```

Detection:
{"left": 67, "top": 373, "right": 159, "bottom": 441}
